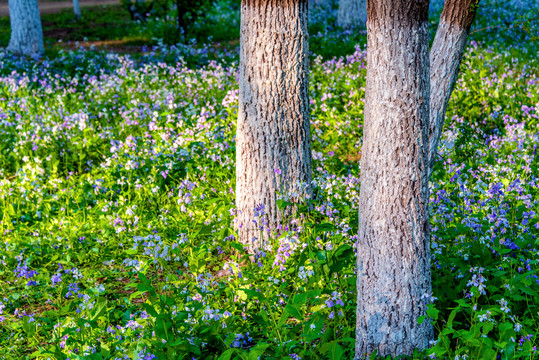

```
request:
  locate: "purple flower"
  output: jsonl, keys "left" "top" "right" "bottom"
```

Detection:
{"left": 51, "top": 273, "right": 62, "bottom": 285}
{"left": 487, "top": 182, "right": 504, "bottom": 198}
{"left": 14, "top": 261, "right": 38, "bottom": 281}
{"left": 253, "top": 203, "right": 265, "bottom": 217}
{"left": 65, "top": 283, "right": 80, "bottom": 298}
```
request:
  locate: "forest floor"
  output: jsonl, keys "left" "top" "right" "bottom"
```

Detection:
{"left": 0, "top": 0, "right": 119, "bottom": 17}
{"left": 0, "top": 3, "right": 147, "bottom": 53}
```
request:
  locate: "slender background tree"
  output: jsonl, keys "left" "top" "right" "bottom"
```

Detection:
{"left": 309, "top": 0, "right": 332, "bottom": 9}
{"left": 429, "top": 0, "right": 480, "bottom": 177}
{"left": 338, "top": 0, "right": 367, "bottom": 29}
{"left": 73, "top": 0, "right": 81, "bottom": 20}
{"left": 7, "top": 0, "right": 44, "bottom": 56}
{"left": 236, "top": 0, "right": 312, "bottom": 250}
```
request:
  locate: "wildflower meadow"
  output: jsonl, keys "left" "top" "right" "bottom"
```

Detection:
{"left": 0, "top": 0, "right": 538, "bottom": 359}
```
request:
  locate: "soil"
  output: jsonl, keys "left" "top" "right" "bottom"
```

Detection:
{"left": 0, "top": 0, "right": 120, "bottom": 17}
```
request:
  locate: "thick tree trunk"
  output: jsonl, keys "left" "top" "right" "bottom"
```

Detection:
{"left": 428, "top": 0, "right": 479, "bottom": 177}
{"left": 7, "top": 0, "right": 44, "bottom": 56}
{"left": 236, "top": 0, "right": 312, "bottom": 250}
{"left": 355, "top": 0, "right": 432, "bottom": 357}
{"left": 73, "top": 0, "right": 81, "bottom": 20}
{"left": 337, "top": 0, "right": 367, "bottom": 29}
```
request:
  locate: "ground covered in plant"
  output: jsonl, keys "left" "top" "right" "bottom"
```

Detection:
{"left": 0, "top": 1, "right": 539, "bottom": 359}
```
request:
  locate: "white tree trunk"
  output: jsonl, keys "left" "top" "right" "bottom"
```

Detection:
{"left": 355, "top": 0, "right": 480, "bottom": 356}
{"left": 7, "top": 0, "right": 44, "bottom": 56}
{"left": 337, "top": 0, "right": 367, "bottom": 29}
{"left": 73, "top": 0, "right": 81, "bottom": 20}
{"left": 355, "top": 0, "right": 432, "bottom": 357}
{"left": 428, "top": 0, "right": 479, "bottom": 177}
{"left": 236, "top": 0, "right": 312, "bottom": 250}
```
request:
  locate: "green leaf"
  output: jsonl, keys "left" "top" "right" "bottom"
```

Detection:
{"left": 482, "top": 321, "right": 494, "bottom": 334}
{"left": 90, "top": 301, "right": 107, "bottom": 321}
{"left": 328, "top": 342, "right": 344, "bottom": 360}
{"left": 481, "top": 346, "right": 496, "bottom": 359}
{"left": 219, "top": 348, "right": 238, "bottom": 360}
{"left": 248, "top": 343, "right": 270, "bottom": 360}
{"left": 236, "top": 289, "right": 248, "bottom": 301}
{"left": 447, "top": 307, "right": 459, "bottom": 328}
{"left": 230, "top": 242, "right": 248, "bottom": 253}
{"left": 238, "top": 288, "right": 266, "bottom": 301}
{"left": 293, "top": 289, "right": 321, "bottom": 305}
{"left": 155, "top": 315, "right": 172, "bottom": 341}
{"left": 329, "top": 244, "right": 354, "bottom": 273}
{"left": 276, "top": 199, "right": 293, "bottom": 209}
{"left": 253, "top": 311, "right": 269, "bottom": 328}
{"left": 284, "top": 303, "right": 304, "bottom": 321}
{"left": 315, "top": 223, "right": 336, "bottom": 232}
{"left": 142, "top": 303, "right": 158, "bottom": 317}
{"left": 121, "top": 310, "right": 132, "bottom": 323}
{"left": 317, "top": 250, "right": 327, "bottom": 261}
{"left": 426, "top": 305, "right": 440, "bottom": 320}
{"left": 518, "top": 285, "right": 538, "bottom": 297}
{"left": 198, "top": 225, "right": 213, "bottom": 235}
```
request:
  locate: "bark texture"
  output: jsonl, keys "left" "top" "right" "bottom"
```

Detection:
{"left": 428, "top": 0, "right": 479, "bottom": 177}
{"left": 7, "top": 0, "right": 44, "bottom": 56}
{"left": 73, "top": 0, "right": 81, "bottom": 20}
{"left": 337, "top": 0, "right": 367, "bottom": 29}
{"left": 355, "top": 0, "right": 432, "bottom": 357}
{"left": 236, "top": 0, "right": 312, "bottom": 250}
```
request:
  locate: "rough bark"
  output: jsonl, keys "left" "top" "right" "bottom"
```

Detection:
{"left": 73, "top": 0, "right": 81, "bottom": 20}
{"left": 7, "top": 0, "right": 44, "bottom": 56}
{"left": 428, "top": 0, "right": 479, "bottom": 177}
{"left": 236, "top": 0, "right": 312, "bottom": 250}
{"left": 355, "top": 0, "right": 432, "bottom": 357}
{"left": 337, "top": 0, "right": 367, "bottom": 29}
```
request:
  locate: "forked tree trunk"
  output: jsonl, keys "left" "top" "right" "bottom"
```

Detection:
{"left": 428, "top": 0, "right": 479, "bottom": 177}
{"left": 236, "top": 0, "right": 312, "bottom": 250}
{"left": 7, "top": 0, "right": 44, "bottom": 56}
{"left": 356, "top": 0, "right": 480, "bottom": 356}
{"left": 355, "top": 0, "right": 432, "bottom": 357}
{"left": 337, "top": 0, "right": 367, "bottom": 29}
{"left": 73, "top": 0, "right": 81, "bottom": 20}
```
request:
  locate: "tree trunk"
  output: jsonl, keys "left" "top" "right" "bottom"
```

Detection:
{"left": 428, "top": 0, "right": 479, "bottom": 177}
{"left": 236, "top": 0, "right": 312, "bottom": 250}
{"left": 7, "top": 0, "right": 44, "bottom": 56}
{"left": 337, "top": 0, "right": 367, "bottom": 29}
{"left": 355, "top": 0, "right": 432, "bottom": 357}
{"left": 176, "top": 0, "right": 187, "bottom": 33}
{"left": 73, "top": 0, "right": 81, "bottom": 20}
